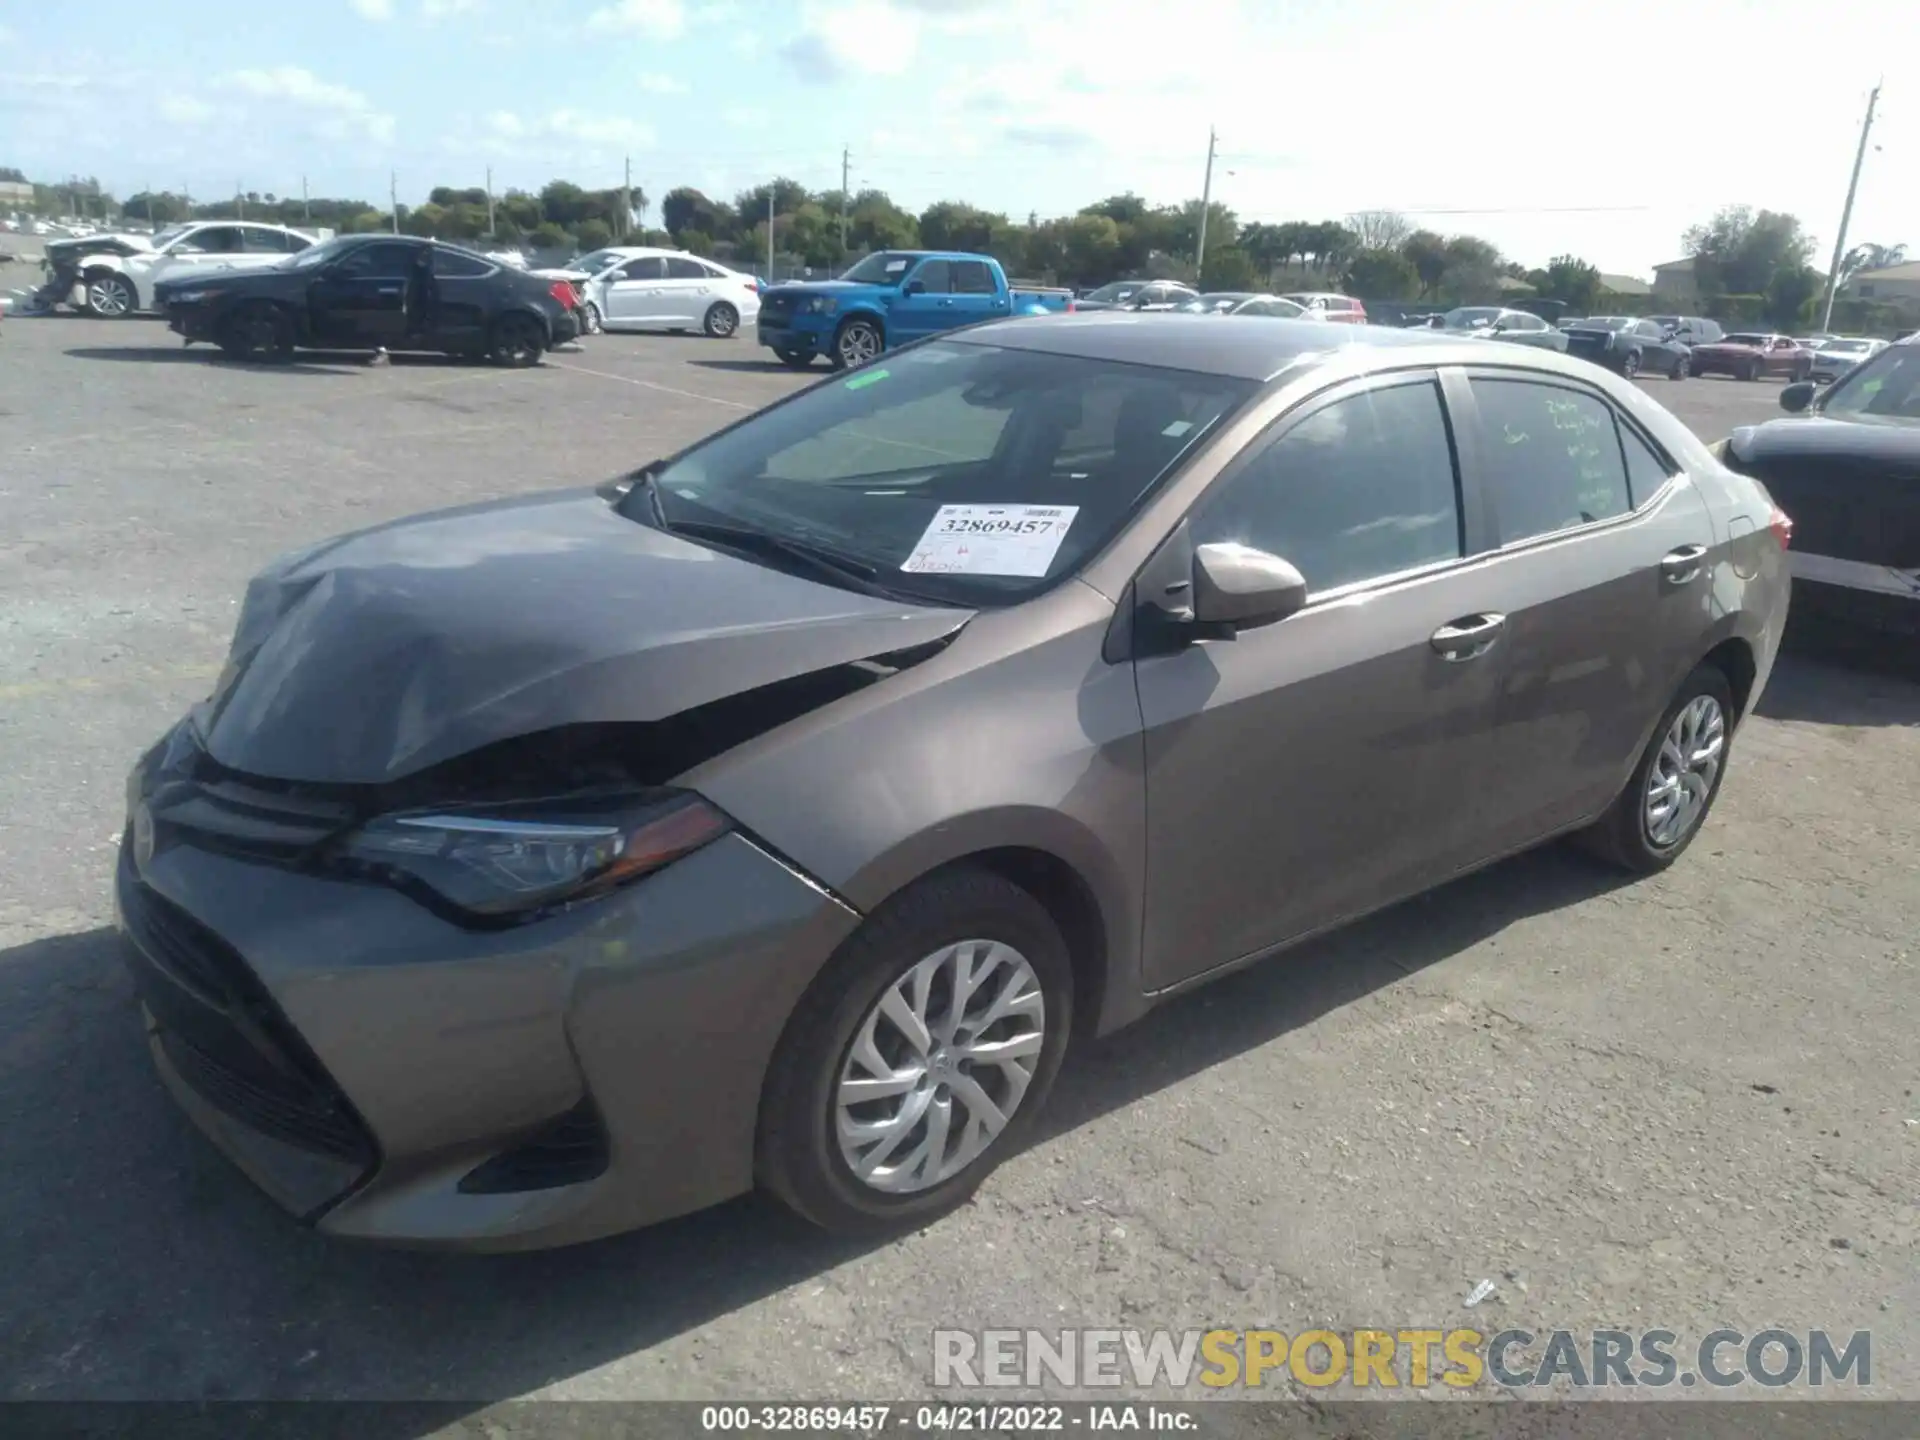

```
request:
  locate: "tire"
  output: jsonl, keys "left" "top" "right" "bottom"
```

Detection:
{"left": 579, "top": 302, "right": 603, "bottom": 336}
{"left": 1578, "top": 664, "right": 1735, "bottom": 875}
{"left": 1739, "top": 359, "right": 1760, "bottom": 382}
{"left": 703, "top": 301, "right": 739, "bottom": 338}
{"left": 1670, "top": 354, "right": 1689, "bottom": 380}
{"left": 216, "top": 301, "right": 294, "bottom": 364}
{"left": 489, "top": 312, "right": 545, "bottom": 368}
{"left": 776, "top": 349, "right": 814, "bottom": 369}
{"left": 1619, "top": 350, "right": 1641, "bottom": 379}
{"left": 830, "top": 317, "right": 883, "bottom": 371}
{"left": 757, "top": 867, "right": 1074, "bottom": 1237}
{"left": 84, "top": 272, "right": 137, "bottom": 319}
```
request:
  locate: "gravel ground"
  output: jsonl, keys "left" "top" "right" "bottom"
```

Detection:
{"left": 1, "top": 315, "right": 1915, "bottom": 1422}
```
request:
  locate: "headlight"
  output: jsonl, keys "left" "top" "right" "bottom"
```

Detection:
{"left": 804, "top": 296, "right": 838, "bottom": 315}
{"left": 337, "top": 791, "right": 730, "bottom": 919}
{"left": 170, "top": 289, "right": 209, "bottom": 304}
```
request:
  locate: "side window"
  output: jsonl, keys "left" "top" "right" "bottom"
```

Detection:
{"left": 1469, "top": 379, "right": 1632, "bottom": 543}
{"left": 912, "top": 259, "right": 953, "bottom": 293}
{"left": 1191, "top": 381, "right": 1463, "bottom": 594}
{"left": 619, "top": 256, "right": 666, "bottom": 281}
{"left": 284, "top": 232, "right": 313, "bottom": 253}
{"left": 952, "top": 260, "right": 996, "bottom": 294}
{"left": 1618, "top": 422, "right": 1675, "bottom": 506}
{"left": 238, "top": 227, "right": 286, "bottom": 253}
{"left": 182, "top": 226, "right": 240, "bottom": 254}
{"left": 1634, "top": 321, "right": 1662, "bottom": 339}
{"left": 332, "top": 242, "right": 418, "bottom": 279}
{"left": 665, "top": 256, "right": 707, "bottom": 279}
{"left": 432, "top": 247, "right": 492, "bottom": 279}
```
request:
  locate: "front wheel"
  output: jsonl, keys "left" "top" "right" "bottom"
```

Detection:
{"left": 217, "top": 301, "right": 294, "bottom": 363}
{"left": 1579, "top": 665, "right": 1734, "bottom": 874}
{"left": 489, "top": 312, "right": 546, "bottom": 367}
{"left": 1670, "top": 354, "right": 1689, "bottom": 380}
{"left": 830, "top": 318, "right": 883, "bottom": 371}
{"left": 757, "top": 868, "right": 1073, "bottom": 1237}
{"left": 1620, "top": 349, "right": 1641, "bottom": 379}
{"left": 703, "top": 301, "right": 739, "bottom": 338}
{"left": 84, "top": 273, "right": 137, "bottom": 319}
{"left": 579, "top": 302, "right": 603, "bottom": 336}
{"left": 1739, "top": 359, "right": 1760, "bottom": 382}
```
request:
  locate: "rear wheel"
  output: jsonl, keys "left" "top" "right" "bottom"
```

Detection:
{"left": 1739, "top": 359, "right": 1760, "bottom": 381}
{"left": 703, "top": 301, "right": 739, "bottom": 338}
{"left": 757, "top": 868, "right": 1073, "bottom": 1237}
{"left": 217, "top": 302, "right": 294, "bottom": 363}
{"left": 489, "top": 312, "right": 545, "bottom": 367}
{"left": 84, "top": 273, "right": 137, "bottom": 319}
{"left": 1670, "top": 353, "right": 1689, "bottom": 379}
{"left": 1579, "top": 665, "right": 1734, "bottom": 874}
{"left": 1620, "top": 349, "right": 1641, "bottom": 379}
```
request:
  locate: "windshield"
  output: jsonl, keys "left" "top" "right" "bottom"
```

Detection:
{"left": 573, "top": 248, "right": 627, "bottom": 273}
{"left": 1824, "top": 340, "right": 1872, "bottom": 354}
{"left": 619, "top": 339, "right": 1255, "bottom": 605}
{"left": 1573, "top": 316, "right": 1633, "bottom": 331}
{"left": 1083, "top": 282, "right": 1143, "bottom": 303}
{"left": 1821, "top": 345, "right": 1920, "bottom": 421}
{"left": 152, "top": 224, "right": 191, "bottom": 249}
{"left": 840, "top": 251, "right": 917, "bottom": 285}
{"left": 282, "top": 235, "right": 359, "bottom": 271}
{"left": 1442, "top": 307, "right": 1503, "bottom": 329}
{"left": 1178, "top": 294, "right": 1248, "bottom": 313}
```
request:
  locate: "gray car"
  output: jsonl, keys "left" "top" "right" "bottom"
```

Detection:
{"left": 118, "top": 316, "right": 1790, "bottom": 1250}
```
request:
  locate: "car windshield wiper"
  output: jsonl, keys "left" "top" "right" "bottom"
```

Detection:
{"left": 665, "top": 518, "right": 915, "bottom": 600}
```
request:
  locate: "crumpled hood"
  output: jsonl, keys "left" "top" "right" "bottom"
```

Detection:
{"left": 195, "top": 489, "right": 971, "bottom": 786}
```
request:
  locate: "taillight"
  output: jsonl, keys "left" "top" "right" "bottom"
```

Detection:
{"left": 1065, "top": 298, "right": 1077, "bottom": 312}
{"left": 1768, "top": 504, "right": 1793, "bottom": 549}
{"left": 549, "top": 280, "right": 577, "bottom": 309}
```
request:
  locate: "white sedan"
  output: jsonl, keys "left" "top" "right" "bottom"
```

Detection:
{"left": 558, "top": 247, "right": 761, "bottom": 338}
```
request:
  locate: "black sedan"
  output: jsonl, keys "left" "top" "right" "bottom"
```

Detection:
{"left": 154, "top": 235, "right": 581, "bottom": 366}
{"left": 1724, "top": 339, "right": 1920, "bottom": 638}
{"left": 1562, "top": 315, "right": 1692, "bottom": 380}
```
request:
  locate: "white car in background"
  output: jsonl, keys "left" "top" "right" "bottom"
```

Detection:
{"left": 548, "top": 246, "right": 761, "bottom": 338}
{"left": 1808, "top": 336, "right": 1890, "bottom": 384}
{"left": 48, "top": 220, "right": 319, "bottom": 317}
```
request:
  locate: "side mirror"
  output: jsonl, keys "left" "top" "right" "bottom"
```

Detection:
{"left": 1192, "top": 542, "right": 1308, "bottom": 630}
{"left": 903, "top": 279, "right": 926, "bottom": 295}
{"left": 1779, "top": 380, "right": 1816, "bottom": 414}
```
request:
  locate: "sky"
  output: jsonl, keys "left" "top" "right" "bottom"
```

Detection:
{"left": 1, "top": 0, "right": 1913, "bottom": 278}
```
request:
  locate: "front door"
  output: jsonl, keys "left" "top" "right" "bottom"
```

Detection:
{"left": 1445, "top": 371, "right": 1718, "bottom": 852}
{"left": 889, "top": 257, "right": 954, "bottom": 343}
{"left": 307, "top": 240, "right": 417, "bottom": 345}
{"left": 1134, "top": 374, "right": 1507, "bottom": 991}
{"left": 603, "top": 255, "right": 666, "bottom": 327}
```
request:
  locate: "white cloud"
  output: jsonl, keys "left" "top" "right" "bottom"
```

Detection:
{"left": 721, "top": 106, "right": 768, "bottom": 130}
{"left": 157, "top": 93, "right": 217, "bottom": 125}
{"left": 637, "top": 72, "right": 689, "bottom": 95}
{"left": 224, "top": 67, "right": 394, "bottom": 144}
{"left": 349, "top": 0, "right": 394, "bottom": 18}
{"left": 423, "top": 0, "right": 481, "bottom": 15}
{"left": 488, "top": 109, "right": 656, "bottom": 152}
{"left": 586, "top": 0, "right": 685, "bottom": 37}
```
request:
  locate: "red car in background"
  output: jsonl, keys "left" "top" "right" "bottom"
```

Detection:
{"left": 1281, "top": 291, "right": 1368, "bottom": 324}
{"left": 1688, "top": 332, "right": 1814, "bottom": 382}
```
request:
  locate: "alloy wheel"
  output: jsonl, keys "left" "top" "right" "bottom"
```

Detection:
{"left": 1643, "top": 694, "right": 1725, "bottom": 848}
{"left": 706, "top": 303, "right": 738, "bottom": 337}
{"left": 838, "top": 323, "right": 880, "bottom": 366}
{"left": 88, "top": 277, "right": 133, "bottom": 317}
{"left": 834, "top": 939, "right": 1046, "bottom": 1195}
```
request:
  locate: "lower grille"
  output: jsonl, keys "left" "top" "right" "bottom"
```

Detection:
{"left": 160, "top": 1029, "right": 372, "bottom": 1162}
{"left": 458, "top": 1101, "right": 610, "bottom": 1194}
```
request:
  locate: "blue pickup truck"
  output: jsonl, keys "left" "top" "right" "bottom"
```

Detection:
{"left": 756, "top": 250, "right": 1073, "bottom": 370}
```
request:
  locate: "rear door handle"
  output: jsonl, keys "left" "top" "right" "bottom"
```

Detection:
{"left": 376, "top": 285, "right": 402, "bottom": 296}
{"left": 1661, "top": 544, "right": 1708, "bottom": 585}
{"left": 1430, "top": 613, "right": 1506, "bottom": 661}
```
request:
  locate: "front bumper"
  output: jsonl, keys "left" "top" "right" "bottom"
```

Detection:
{"left": 757, "top": 311, "right": 832, "bottom": 357}
{"left": 118, "top": 725, "right": 860, "bottom": 1250}
{"left": 165, "top": 300, "right": 220, "bottom": 341}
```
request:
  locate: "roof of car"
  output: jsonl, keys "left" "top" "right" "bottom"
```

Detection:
{"left": 950, "top": 311, "right": 1484, "bottom": 380}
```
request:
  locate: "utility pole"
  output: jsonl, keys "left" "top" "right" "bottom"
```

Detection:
{"left": 301, "top": 175, "right": 310, "bottom": 224}
{"left": 390, "top": 172, "right": 400, "bottom": 234}
{"left": 767, "top": 190, "right": 776, "bottom": 283}
{"left": 1820, "top": 79, "right": 1882, "bottom": 333}
{"left": 839, "top": 144, "right": 850, "bottom": 253}
{"left": 236, "top": 181, "right": 244, "bottom": 220}
{"left": 144, "top": 184, "right": 155, "bottom": 227}
{"left": 1195, "top": 126, "right": 1218, "bottom": 281}
{"left": 485, "top": 166, "right": 496, "bottom": 238}
{"left": 622, "top": 155, "right": 632, "bottom": 240}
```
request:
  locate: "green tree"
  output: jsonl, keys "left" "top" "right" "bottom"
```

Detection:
{"left": 919, "top": 200, "right": 1001, "bottom": 252}
{"left": 1062, "top": 213, "right": 1124, "bottom": 286}
{"left": 662, "top": 186, "right": 725, "bottom": 239}
{"left": 1347, "top": 209, "right": 1411, "bottom": 251}
{"left": 1343, "top": 247, "right": 1418, "bottom": 299}
{"left": 1200, "top": 247, "right": 1260, "bottom": 291}
{"left": 401, "top": 202, "right": 445, "bottom": 237}
{"left": 734, "top": 177, "right": 810, "bottom": 222}
{"left": 529, "top": 221, "right": 568, "bottom": 251}
{"left": 1168, "top": 199, "right": 1238, "bottom": 262}
{"left": 1765, "top": 264, "right": 1821, "bottom": 329}
{"left": 1401, "top": 230, "right": 1448, "bottom": 298}
{"left": 1840, "top": 241, "right": 1907, "bottom": 285}
{"left": 538, "top": 180, "right": 591, "bottom": 227}
{"left": 121, "top": 191, "right": 190, "bottom": 225}
{"left": 574, "top": 218, "right": 614, "bottom": 252}
{"left": 848, "top": 189, "right": 918, "bottom": 251}
{"left": 1438, "top": 235, "right": 1503, "bottom": 301}
{"left": 1683, "top": 206, "right": 1814, "bottom": 299}
{"left": 1537, "top": 254, "right": 1602, "bottom": 313}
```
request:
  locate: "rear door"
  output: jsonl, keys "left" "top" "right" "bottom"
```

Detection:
{"left": 232, "top": 226, "right": 298, "bottom": 276}
{"left": 307, "top": 240, "right": 417, "bottom": 345}
{"left": 603, "top": 255, "right": 666, "bottom": 326}
{"left": 1445, "top": 369, "right": 1717, "bottom": 852}
{"left": 660, "top": 255, "right": 715, "bottom": 327}
{"left": 1134, "top": 372, "right": 1509, "bottom": 989}
{"left": 947, "top": 258, "right": 1009, "bottom": 326}
{"left": 428, "top": 245, "right": 496, "bottom": 349}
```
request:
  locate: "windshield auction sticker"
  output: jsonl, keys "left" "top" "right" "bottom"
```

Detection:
{"left": 902, "top": 504, "right": 1080, "bottom": 577}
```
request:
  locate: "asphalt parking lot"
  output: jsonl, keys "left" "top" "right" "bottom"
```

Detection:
{"left": 3, "top": 315, "right": 1917, "bottom": 1418}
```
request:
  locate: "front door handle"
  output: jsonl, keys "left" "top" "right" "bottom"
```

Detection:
{"left": 376, "top": 285, "right": 402, "bottom": 296}
{"left": 1660, "top": 544, "right": 1708, "bottom": 585}
{"left": 1430, "top": 613, "right": 1506, "bottom": 661}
